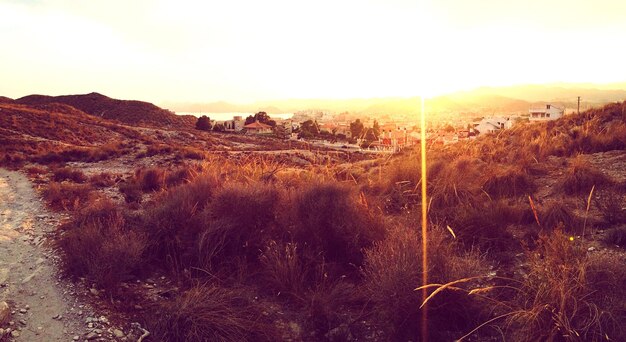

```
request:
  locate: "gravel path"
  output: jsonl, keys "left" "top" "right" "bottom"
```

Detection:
{"left": 0, "top": 169, "right": 107, "bottom": 341}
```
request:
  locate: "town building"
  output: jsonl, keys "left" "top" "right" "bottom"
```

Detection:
{"left": 529, "top": 104, "right": 564, "bottom": 121}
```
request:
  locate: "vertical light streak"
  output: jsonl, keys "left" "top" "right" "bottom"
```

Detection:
{"left": 420, "top": 95, "right": 428, "bottom": 342}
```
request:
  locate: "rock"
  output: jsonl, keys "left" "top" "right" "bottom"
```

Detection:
{"left": 19, "top": 308, "right": 27, "bottom": 314}
{"left": 90, "top": 288, "right": 99, "bottom": 296}
{"left": 93, "top": 328, "right": 103, "bottom": 334}
{"left": 11, "top": 330, "right": 20, "bottom": 338}
{"left": 113, "top": 329, "right": 125, "bottom": 338}
{"left": 88, "top": 322, "right": 94, "bottom": 328}
{"left": 0, "top": 301, "right": 10, "bottom": 324}
{"left": 99, "top": 316, "right": 109, "bottom": 324}
{"left": 73, "top": 335, "right": 80, "bottom": 341}
{"left": 588, "top": 246, "right": 596, "bottom": 251}
{"left": 0, "top": 328, "right": 4, "bottom": 337}
{"left": 85, "top": 331, "right": 99, "bottom": 340}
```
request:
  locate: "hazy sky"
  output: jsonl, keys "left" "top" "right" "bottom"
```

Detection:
{"left": 1, "top": 0, "right": 626, "bottom": 103}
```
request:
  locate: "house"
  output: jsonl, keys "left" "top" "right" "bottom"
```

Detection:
{"left": 473, "top": 117, "right": 514, "bottom": 135}
{"left": 223, "top": 116, "right": 245, "bottom": 132}
{"left": 529, "top": 104, "right": 564, "bottom": 121}
{"left": 244, "top": 121, "right": 273, "bottom": 134}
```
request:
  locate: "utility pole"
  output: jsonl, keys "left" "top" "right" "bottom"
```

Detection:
{"left": 577, "top": 96, "right": 581, "bottom": 115}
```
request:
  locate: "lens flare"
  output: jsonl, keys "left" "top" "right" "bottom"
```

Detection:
{"left": 420, "top": 95, "right": 429, "bottom": 341}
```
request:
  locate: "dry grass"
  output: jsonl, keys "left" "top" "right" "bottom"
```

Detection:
{"left": 52, "top": 167, "right": 87, "bottom": 183}
{"left": 43, "top": 182, "right": 95, "bottom": 211}
{"left": 505, "top": 230, "right": 626, "bottom": 341}
{"left": 362, "top": 226, "right": 488, "bottom": 340}
{"left": 147, "top": 284, "right": 276, "bottom": 342}
{"left": 58, "top": 198, "right": 147, "bottom": 289}
{"left": 560, "top": 156, "right": 611, "bottom": 195}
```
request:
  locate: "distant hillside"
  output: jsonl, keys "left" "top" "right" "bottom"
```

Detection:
{"left": 16, "top": 92, "right": 194, "bottom": 127}
{"left": 0, "top": 96, "right": 13, "bottom": 103}
{"left": 164, "top": 83, "right": 626, "bottom": 117}
{"left": 459, "top": 84, "right": 626, "bottom": 103}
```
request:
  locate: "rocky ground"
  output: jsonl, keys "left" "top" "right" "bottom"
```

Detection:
{"left": 0, "top": 169, "right": 147, "bottom": 342}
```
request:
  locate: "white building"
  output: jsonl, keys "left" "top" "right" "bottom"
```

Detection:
{"left": 473, "top": 117, "right": 514, "bottom": 135}
{"left": 529, "top": 104, "right": 564, "bottom": 121}
{"left": 223, "top": 115, "right": 245, "bottom": 132}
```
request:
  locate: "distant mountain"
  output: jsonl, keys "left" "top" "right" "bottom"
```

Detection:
{"left": 0, "top": 96, "right": 13, "bottom": 104}
{"left": 460, "top": 84, "right": 626, "bottom": 103}
{"left": 162, "top": 83, "right": 626, "bottom": 118}
{"left": 16, "top": 92, "right": 194, "bottom": 127}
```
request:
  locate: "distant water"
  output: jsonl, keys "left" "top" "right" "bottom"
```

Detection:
{"left": 177, "top": 112, "right": 293, "bottom": 121}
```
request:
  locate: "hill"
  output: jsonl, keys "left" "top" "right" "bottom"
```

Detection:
{"left": 15, "top": 92, "right": 194, "bottom": 127}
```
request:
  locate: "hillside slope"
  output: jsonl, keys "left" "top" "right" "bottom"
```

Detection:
{"left": 15, "top": 92, "right": 194, "bottom": 127}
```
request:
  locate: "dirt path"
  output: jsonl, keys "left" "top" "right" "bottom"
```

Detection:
{"left": 0, "top": 169, "right": 107, "bottom": 341}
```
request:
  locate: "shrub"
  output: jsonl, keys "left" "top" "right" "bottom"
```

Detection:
{"left": 43, "top": 182, "right": 94, "bottom": 211}
{"left": 195, "top": 184, "right": 281, "bottom": 274}
{"left": 52, "top": 167, "right": 87, "bottom": 183}
{"left": 561, "top": 157, "right": 610, "bottom": 195}
{"left": 141, "top": 175, "right": 220, "bottom": 269}
{"left": 595, "top": 190, "right": 626, "bottom": 225}
{"left": 540, "top": 201, "right": 580, "bottom": 232}
{"left": 362, "top": 226, "right": 488, "bottom": 341}
{"left": 136, "top": 168, "right": 167, "bottom": 192}
{"left": 505, "top": 230, "right": 626, "bottom": 341}
{"left": 450, "top": 200, "right": 521, "bottom": 250}
{"left": 259, "top": 241, "right": 306, "bottom": 298}
{"left": 148, "top": 284, "right": 275, "bottom": 342}
{"left": 89, "top": 172, "right": 116, "bottom": 188}
{"left": 292, "top": 183, "right": 385, "bottom": 269}
{"left": 58, "top": 199, "right": 146, "bottom": 289}
{"left": 483, "top": 165, "right": 535, "bottom": 198}
{"left": 604, "top": 227, "right": 626, "bottom": 248}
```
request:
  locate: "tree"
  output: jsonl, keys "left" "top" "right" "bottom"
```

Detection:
{"left": 299, "top": 120, "right": 320, "bottom": 139}
{"left": 213, "top": 123, "right": 225, "bottom": 132}
{"left": 246, "top": 112, "right": 276, "bottom": 127}
{"left": 350, "top": 119, "right": 365, "bottom": 139}
{"left": 373, "top": 120, "right": 380, "bottom": 138}
{"left": 195, "top": 115, "right": 212, "bottom": 131}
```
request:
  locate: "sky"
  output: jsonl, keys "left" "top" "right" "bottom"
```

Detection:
{"left": 1, "top": 0, "right": 626, "bottom": 103}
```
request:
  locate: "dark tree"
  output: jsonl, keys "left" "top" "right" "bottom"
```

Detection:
{"left": 246, "top": 112, "right": 276, "bottom": 127}
{"left": 373, "top": 120, "right": 380, "bottom": 138}
{"left": 350, "top": 119, "right": 365, "bottom": 139}
{"left": 299, "top": 120, "right": 320, "bottom": 139}
{"left": 195, "top": 115, "right": 212, "bottom": 131}
{"left": 213, "top": 123, "right": 225, "bottom": 132}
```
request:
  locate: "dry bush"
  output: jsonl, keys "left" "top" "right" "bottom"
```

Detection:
{"left": 58, "top": 199, "right": 146, "bottom": 289}
{"left": 43, "top": 182, "right": 94, "bottom": 211}
{"left": 428, "top": 156, "right": 485, "bottom": 214}
{"left": 292, "top": 183, "right": 385, "bottom": 270}
{"left": 52, "top": 167, "right": 87, "bottom": 183}
{"left": 595, "top": 190, "right": 626, "bottom": 225}
{"left": 259, "top": 241, "right": 306, "bottom": 298}
{"left": 483, "top": 165, "right": 535, "bottom": 198}
{"left": 136, "top": 167, "right": 167, "bottom": 192}
{"left": 148, "top": 284, "right": 276, "bottom": 342}
{"left": 505, "top": 230, "right": 626, "bottom": 341}
{"left": 362, "top": 226, "right": 488, "bottom": 341}
{"left": 303, "top": 277, "right": 363, "bottom": 336}
{"left": 195, "top": 184, "right": 281, "bottom": 275}
{"left": 24, "top": 165, "right": 47, "bottom": 176}
{"left": 561, "top": 157, "right": 611, "bottom": 195}
{"left": 604, "top": 227, "right": 626, "bottom": 248}
{"left": 89, "top": 172, "right": 116, "bottom": 188}
{"left": 540, "top": 201, "right": 580, "bottom": 232}
{"left": 118, "top": 181, "right": 143, "bottom": 204}
{"left": 450, "top": 200, "right": 521, "bottom": 250}
{"left": 141, "top": 175, "right": 220, "bottom": 268}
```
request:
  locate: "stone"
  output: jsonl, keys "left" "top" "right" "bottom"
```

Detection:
{"left": 19, "top": 308, "right": 27, "bottom": 314}
{"left": 11, "top": 330, "right": 20, "bottom": 338}
{"left": 0, "top": 301, "right": 10, "bottom": 324}
{"left": 85, "top": 331, "right": 99, "bottom": 340}
{"left": 90, "top": 288, "right": 99, "bottom": 296}
{"left": 73, "top": 335, "right": 80, "bottom": 341}
{"left": 113, "top": 329, "right": 124, "bottom": 338}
